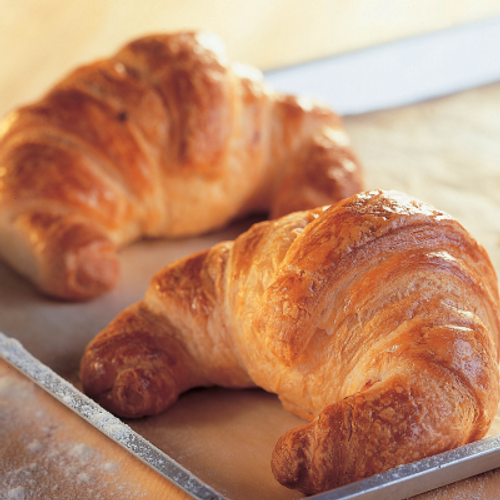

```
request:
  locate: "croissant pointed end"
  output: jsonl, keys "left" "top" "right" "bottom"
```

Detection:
{"left": 99, "top": 366, "right": 179, "bottom": 419}
{"left": 61, "top": 241, "right": 119, "bottom": 300}
{"left": 271, "top": 425, "right": 316, "bottom": 495}
{"left": 81, "top": 351, "right": 179, "bottom": 419}
{"left": 80, "top": 305, "right": 187, "bottom": 418}
{"left": 15, "top": 211, "right": 120, "bottom": 300}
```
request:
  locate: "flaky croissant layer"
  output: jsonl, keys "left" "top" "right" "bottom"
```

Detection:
{"left": 80, "top": 190, "right": 500, "bottom": 494}
{"left": 0, "top": 31, "right": 363, "bottom": 300}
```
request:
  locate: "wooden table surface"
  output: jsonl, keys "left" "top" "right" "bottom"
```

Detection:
{"left": 2, "top": 2, "right": 500, "bottom": 499}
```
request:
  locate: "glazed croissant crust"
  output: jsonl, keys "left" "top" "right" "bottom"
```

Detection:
{"left": 80, "top": 189, "right": 500, "bottom": 494}
{"left": 0, "top": 31, "right": 363, "bottom": 300}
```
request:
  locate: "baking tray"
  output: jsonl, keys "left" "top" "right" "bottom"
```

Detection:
{"left": 3, "top": 330, "right": 500, "bottom": 500}
{"left": 2, "top": 209, "right": 500, "bottom": 500}
{"left": 2, "top": 82, "right": 500, "bottom": 498}
{"left": 2, "top": 184, "right": 500, "bottom": 499}
{"left": 0, "top": 218, "right": 309, "bottom": 500}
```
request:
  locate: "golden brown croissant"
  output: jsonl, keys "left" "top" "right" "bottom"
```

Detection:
{"left": 80, "top": 189, "right": 500, "bottom": 494}
{"left": 0, "top": 31, "right": 363, "bottom": 300}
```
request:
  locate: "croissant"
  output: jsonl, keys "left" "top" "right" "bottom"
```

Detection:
{"left": 0, "top": 31, "right": 363, "bottom": 300}
{"left": 80, "top": 189, "right": 500, "bottom": 494}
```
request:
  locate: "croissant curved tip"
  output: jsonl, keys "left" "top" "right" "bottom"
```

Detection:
{"left": 271, "top": 424, "right": 315, "bottom": 494}
{"left": 62, "top": 244, "right": 119, "bottom": 300}
{"left": 42, "top": 222, "right": 119, "bottom": 301}
{"left": 39, "top": 251, "right": 119, "bottom": 301}
{"left": 95, "top": 367, "right": 179, "bottom": 419}
{"left": 8, "top": 210, "right": 120, "bottom": 300}
{"left": 80, "top": 306, "right": 187, "bottom": 418}
{"left": 80, "top": 355, "right": 180, "bottom": 419}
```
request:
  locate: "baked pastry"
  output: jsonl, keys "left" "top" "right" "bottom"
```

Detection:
{"left": 80, "top": 189, "right": 500, "bottom": 494}
{"left": 0, "top": 31, "right": 363, "bottom": 300}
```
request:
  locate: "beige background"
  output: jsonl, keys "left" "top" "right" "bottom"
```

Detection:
{"left": 2, "top": 0, "right": 500, "bottom": 118}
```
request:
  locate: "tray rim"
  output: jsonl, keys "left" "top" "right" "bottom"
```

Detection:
{"left": 2, "top": 331, "right": 500, "bottom": 500}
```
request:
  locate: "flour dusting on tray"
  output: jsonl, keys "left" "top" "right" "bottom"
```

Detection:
{"left": 0, "top": 363, "right": 145, "bottom": 499}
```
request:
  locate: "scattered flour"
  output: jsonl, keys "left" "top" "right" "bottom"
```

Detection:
{"left": 6, "top": 487, "right": 27, "bottom": 500}
{"left": 0, "top": 370, "right": 146, "bottom": 500}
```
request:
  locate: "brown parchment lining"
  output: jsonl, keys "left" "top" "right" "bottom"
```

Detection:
{"left": 1, "top": 82, "right": 500, "bottom": 499}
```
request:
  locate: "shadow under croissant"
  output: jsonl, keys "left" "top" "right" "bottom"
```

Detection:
{"left": 126, "top": 387, "right": 307, "bottom": 500}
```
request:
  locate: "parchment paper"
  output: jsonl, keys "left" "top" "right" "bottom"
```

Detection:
{"left": 1, "top": 81, "right": 500, "bottom": 499}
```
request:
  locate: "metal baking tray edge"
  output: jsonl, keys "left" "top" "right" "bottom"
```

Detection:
{"left": 2, "top": 331, "right": 500, "bottom": 500}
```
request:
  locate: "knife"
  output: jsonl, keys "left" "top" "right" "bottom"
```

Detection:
{"left": 264, "top": 16, "right": 500, "bottom": 116}
{"left": 2, "top": 330, "right": 500, "bottom": 500}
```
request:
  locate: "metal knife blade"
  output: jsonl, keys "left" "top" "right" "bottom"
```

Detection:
{"left": 264, "top": 16, "right": 500, "bottom": 116}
